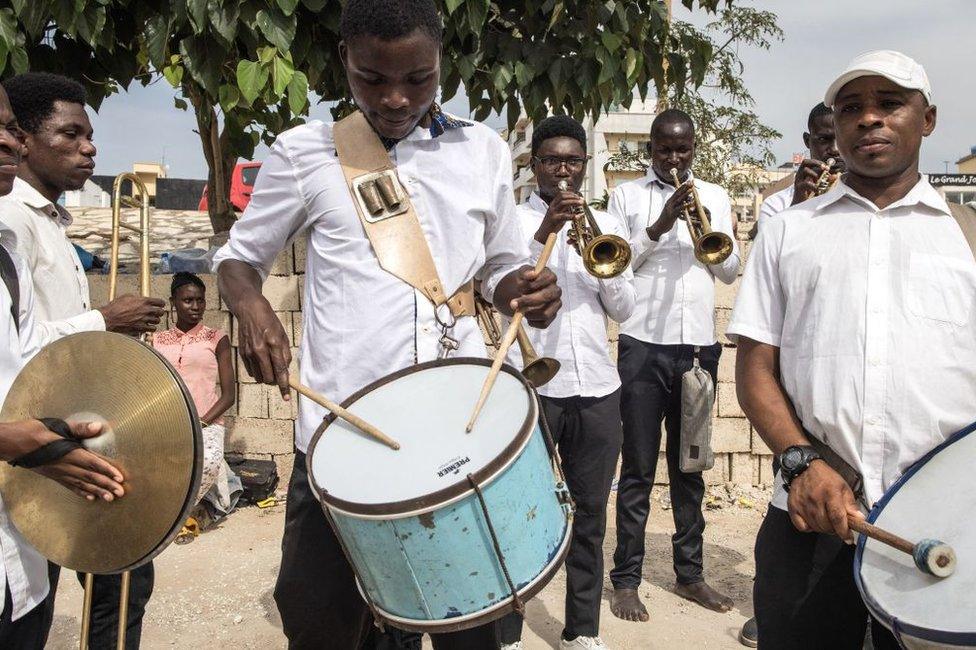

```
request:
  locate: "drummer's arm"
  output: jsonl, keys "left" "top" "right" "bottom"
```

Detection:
{"left": 737, "top": 337, "right": 861, "bottom": 542}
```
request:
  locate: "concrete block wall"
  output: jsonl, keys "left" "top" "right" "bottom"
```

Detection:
{"left": 88, "top": 234, "right": 773, "bottom": 488}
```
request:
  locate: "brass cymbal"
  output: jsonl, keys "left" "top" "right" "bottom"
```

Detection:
{"left": 0, "top": 332, "right": 201, "bottom": 574}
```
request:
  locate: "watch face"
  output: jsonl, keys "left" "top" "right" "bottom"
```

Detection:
{"left": 782, "top": 447, "right": 803, "bottom": 471}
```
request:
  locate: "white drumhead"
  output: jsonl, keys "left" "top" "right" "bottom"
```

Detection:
{"left": 858, "top": 429, "right": 976, "bottom": 637}
{"left": 309, "top": 360, "right": 534, "bottom": 512}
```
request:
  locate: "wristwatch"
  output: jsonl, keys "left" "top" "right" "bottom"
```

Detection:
{"left": 779, "top": 445, "right": 822, "bottom": 492}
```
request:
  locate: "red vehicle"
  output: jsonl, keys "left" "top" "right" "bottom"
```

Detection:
{"left": 198, "top": 161, "right": 262, "bottom": 212}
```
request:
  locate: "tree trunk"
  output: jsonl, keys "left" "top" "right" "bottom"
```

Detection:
{"left": 187, "top": 84, "right": 237, "bottom": 235}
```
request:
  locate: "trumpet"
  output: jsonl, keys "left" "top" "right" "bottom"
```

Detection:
{"left": 813, "top": 157, "right": 839, "bottom": 197}
{"left": 475, "top": 296, "right": 560, "bottom": 388}
{"left": 669, "top": 168, "right": 734, "bottom": 266}
{"left": 557, "top": 180, "right": 631, "bottom": 279}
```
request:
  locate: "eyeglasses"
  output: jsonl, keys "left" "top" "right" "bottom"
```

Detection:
{"left": 533, "top": 155, "right": 590, "bottom": 172}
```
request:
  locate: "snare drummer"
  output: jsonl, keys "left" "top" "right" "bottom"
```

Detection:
{"left": 730, "top": 51, "right": 976, "bottom": 648}
{"left": 214, "top": 0, "right": 560, "bottom": 648}
{"left": 496, "top": 116, "right": 635, "bottom": 650}
{"left": 0, "top": 83, "right": 125, "bottom": 648}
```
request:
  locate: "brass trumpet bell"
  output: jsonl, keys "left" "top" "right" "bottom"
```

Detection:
{"left": 669, "top": 168, "right": 733, "bottom": 266}
{"left": 475, "top": 296, "right": 560, "bottom": 388}
{"left": 557, "top": 180, "right": 631, "bottom": 279}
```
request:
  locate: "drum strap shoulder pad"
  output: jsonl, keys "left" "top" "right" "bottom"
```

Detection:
{"left": 948, "top": 202, "right": 976, "bottom": 262}
{"left": 333, "top": 111, "right": 473, "bottom": 318}
{"left": 0, "top": 245, "right": 19, "bottom": 334}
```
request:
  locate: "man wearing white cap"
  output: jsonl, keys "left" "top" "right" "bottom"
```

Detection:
{"left": 730, "top": 50, "right": 975, "bottom": 648}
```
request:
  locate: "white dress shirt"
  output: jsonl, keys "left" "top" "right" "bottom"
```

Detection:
{"left": 507, "top": 193, "right": 635, "bottom": 399}
{"left": 213, "top": 118, "right": 528, "bottom": 453}
{"left": 728, "top": 177, "right": 976, "bottom": 510}
{"left": 0, "top": 178, "right": 105, "bottom": 348}
{"left": 608, "top": 169, "right": 739, "bottom": 346}
{"left": 757, "top": 185, "right": 794, "bottom": 229}
{"left": 0, "top": 225, "right": 49, "bottom": 621}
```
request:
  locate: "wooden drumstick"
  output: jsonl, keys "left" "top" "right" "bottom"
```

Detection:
{"left": 289, "top": 378, "right": 401, "bottom": 450}
{"left": 849, "top": 515, "right": 956, "bottom": 578}
{"left": 466, "top": 232, "right": 559, "bottom": 433}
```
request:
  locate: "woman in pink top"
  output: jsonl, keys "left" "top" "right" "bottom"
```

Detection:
{"left": 153, "top": 272, "right": 235, "bottom": 510}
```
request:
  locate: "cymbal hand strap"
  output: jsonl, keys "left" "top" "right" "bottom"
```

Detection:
{"left": 9, "top": 418, "right": 83, "bottom": 468}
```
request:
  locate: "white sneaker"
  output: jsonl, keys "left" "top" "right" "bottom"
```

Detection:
{"left": 500, "top": 643, "right": 523, "bottom": 650}
{"left": 559, "top": 636, "right": 610, "bottom": 649}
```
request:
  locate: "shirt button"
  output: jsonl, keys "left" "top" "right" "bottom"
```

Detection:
{"left": 867, "top": 415, "right": 880, "bottom": 425}
{"left": 869, "top": 356, "right": 881, "bottom": 366}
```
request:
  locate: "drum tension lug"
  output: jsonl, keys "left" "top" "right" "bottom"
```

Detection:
{"left": 555, "top": 482, "right": 575, "bottom": 514}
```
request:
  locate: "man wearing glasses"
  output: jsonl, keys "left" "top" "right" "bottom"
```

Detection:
{"left": 606, "top": 109, "right": 739, "bottom": 623}
{"left": 496, "top": 115, "right": 634, "bottom": 650}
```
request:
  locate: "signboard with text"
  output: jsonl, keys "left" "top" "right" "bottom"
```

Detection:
{"left": 927, "top": 174, "right": 976, "bottom": 187}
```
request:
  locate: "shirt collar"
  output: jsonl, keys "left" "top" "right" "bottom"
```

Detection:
{"left": 379, "top": 103, "right": 472, "bottom": 150}
{"left": 818, "top": 175, "right": 951, "bottom": 216}
{"left": 642, "top": 167, "right": 693, "bottom": 189}
{"left": 9, "top": 177, "right": 72, "bottom": 226}
{"left": 527, "top": 191, "right": 549, "bottom": 214}
{"left": 170, "top": 322, "right": 205, "bottom": 338}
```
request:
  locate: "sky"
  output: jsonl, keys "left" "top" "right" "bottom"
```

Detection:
{"left": 85, "top": 0, "right": 975, "bottom": 180}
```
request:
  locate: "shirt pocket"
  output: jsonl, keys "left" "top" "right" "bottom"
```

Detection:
{"left": 906, "top": 252, "right": 976, "bottom": 326}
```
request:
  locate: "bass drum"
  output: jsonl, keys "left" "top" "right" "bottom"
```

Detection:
{"left": 855, "top": 421, "right": 976, "bottom": 649}
{"left": 0, "top": 332, "right": 203, "bottom": 574}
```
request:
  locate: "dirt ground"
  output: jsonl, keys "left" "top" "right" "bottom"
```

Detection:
{"left": 46, "top": 486, "right": 767, "bottom": 650}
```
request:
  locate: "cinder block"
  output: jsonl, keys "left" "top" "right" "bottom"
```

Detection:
{"left": 274, "top": 312, "right": 294, "bottom": 345}
{"left": 224, "top": 416, "right": 294, "bottom": 455}
{"left": 711, "top": 417, "right": 751, "bottom": 452}
{"left": 293, "top": 237, "right": 307, "bottom": 274}
{"left": 714, "top": 276, "right": 740, "bottom": 310}
{"left": 704, "top": 454, "right": 729, "bottom": 485}
{"left": 236, "top": 359, "right": 256, "bottom": 383}
{"left": 201, "top": 310, "right": 231, "bottom": 334}
{"left": 269, "top": 248, "right": 294, "bottom": 277}
{"left": 751, "top": 428, "right": 772, "bottom": 455}
{"left": 297, "top": 275, "right": 306, "bottom": 310}
{"left": 730, "top": 452, "right": 753, "bottom": 485}
{"left": 238, "top": 384, "right": 270, "bottom": 418}
{"left": 714, "top": 308, "right": 733, "bottom": 345}
{"left": 292, "top": 312, "right": 304, "bottom": 345}
{"left": 269, "top": 389, "right": 298, "bottom": 419}
{"left": 263, "top": 275, "right": 300, "bottom": 311}
{"left": 757, "top": 454, "right": 777, "bottom": 485}
{"left": 718, "top": 349, "right": 737, "bottom": 382}
{"left": 717, "top": 382, "right": 744, "bottom": 418}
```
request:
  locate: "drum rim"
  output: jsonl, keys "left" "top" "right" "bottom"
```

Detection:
{"left": 306, "top": 357, "right": 538, "bottom": 517}
{"left": 854, "top": 417, "right": 976, "bottom": 644}
{"left": 357, "top": 515, "right": 572, "bottom": 633}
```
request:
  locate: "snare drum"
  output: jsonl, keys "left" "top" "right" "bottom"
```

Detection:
{"left": 855, "top": 421, "right": 976, "bottom": 648}
{"left": 307, "top": 358, "right": 572, "bottom": 633}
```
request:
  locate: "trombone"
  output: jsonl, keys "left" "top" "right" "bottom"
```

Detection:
{"left": 81, "top": 172, "right": 152, "bottom": 650}
{"left": 475, "top": 295, "right": 560, "bottom": 388}
{"left": 556, "top": 180, "right": 631, "bottom": 279}
{"left": 669, "top": 168, "right": 734, "bottom": 266}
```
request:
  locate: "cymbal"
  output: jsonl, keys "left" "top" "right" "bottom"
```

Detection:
{"left": 0, "top": 332, "right": 201, "bottom": 574}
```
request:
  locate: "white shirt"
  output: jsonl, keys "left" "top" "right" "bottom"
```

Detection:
{"left": 0, "top": 178, "right": 105, "bottom": 347}
{"left": 608, "top": 170, "right": 740, "bottom": 346}
{"left": 213, "top": 118, "right": 528, "bottom": 453}
{"left": 757, "top": 185, "right": 794, "bottom": 229}
{"left": 0, "top": 225, "right": 49, "bottom": 621}
{"left": 728, "top": 178, "right": 976, "bottom": 510}
{"left": 507, "top": 193, "right": 635, "bottom": 399}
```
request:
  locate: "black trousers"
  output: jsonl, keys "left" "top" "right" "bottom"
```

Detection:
{"left": 46, "top": 559, "right": 154, "bottom": 649}
{"left": 0, "top": 586, "right": 54, "bottom": 649}
{"left": 497, "top": 390, "right": 623, "bottom": 642}
{"left": 273, "top": 451, "right": 498, "bottom": 650}
{"left": 754, "top": 506, "right": 899, "bottom": 649}
{"left": 611, "top": 336, "right": 721, "bottom": 588}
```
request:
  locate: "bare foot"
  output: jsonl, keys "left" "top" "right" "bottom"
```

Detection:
{"left": 610, "top": 587, "right": 649, "bottom": 622}
{"left": 674, "top": 581, "right": 734, "bottom": 613}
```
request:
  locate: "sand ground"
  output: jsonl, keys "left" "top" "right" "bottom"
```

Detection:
{"left": 46, "top": 487, "right": 766, "bottom": 649}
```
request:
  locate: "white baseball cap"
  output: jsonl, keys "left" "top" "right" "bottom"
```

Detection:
{"left": 824, "top": 50, "right": 931, "bottom": 108}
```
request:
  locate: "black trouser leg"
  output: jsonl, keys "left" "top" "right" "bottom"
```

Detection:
{"left": 70, "top": 561, "right": 155, "bottom": 649}
{"left": 0, "top": 586, "right": 51, "bottom": 649}
{"left": 754, "top": 506, "right": 900, "bottom": 650}
{"left": 664, "top": 342, "right": 720, "bottom": 585}
{"left": 610, "top": 336, "right": 670, "bottom": 589}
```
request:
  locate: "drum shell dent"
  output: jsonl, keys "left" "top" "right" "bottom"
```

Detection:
{"left": 307, "top": 358, "right": 572, "bottom": 633}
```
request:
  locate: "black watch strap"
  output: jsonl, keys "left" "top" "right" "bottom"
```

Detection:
{"left": 780, "top": 445, "right": 821, "bottom": 492}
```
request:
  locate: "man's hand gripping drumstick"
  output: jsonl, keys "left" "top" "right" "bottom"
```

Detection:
{"left": 466, "top": 232, "right": 559, "bottom": 432}
{"left": 217, "top": 260, "right": 399, "bottom": 450}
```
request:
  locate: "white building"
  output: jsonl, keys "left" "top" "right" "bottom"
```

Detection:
{"left": 63, "top": 178, "right": 110, "bottom": 208}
